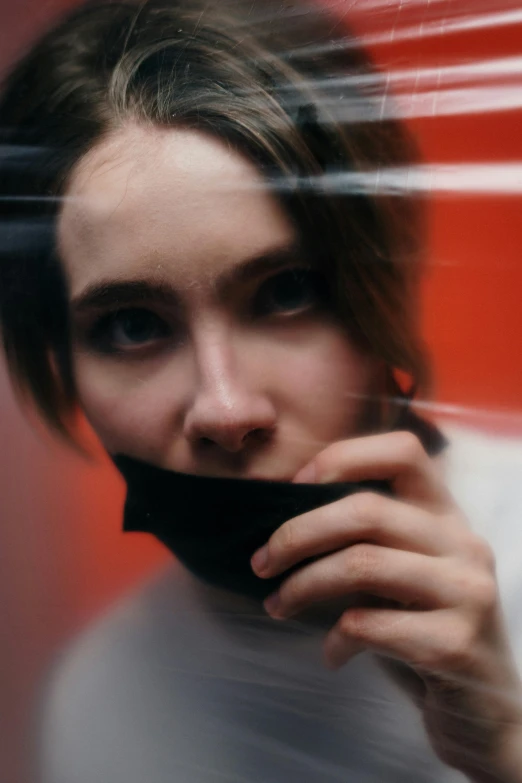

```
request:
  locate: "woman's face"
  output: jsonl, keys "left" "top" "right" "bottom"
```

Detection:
{"left": 59, "top": 124, "right": 379, "bottom": 480}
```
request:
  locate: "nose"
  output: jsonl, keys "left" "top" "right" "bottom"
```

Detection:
{"left": 183, "top": 333, "right": 276, "bottom": 454}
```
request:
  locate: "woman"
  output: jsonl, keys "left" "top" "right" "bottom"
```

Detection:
{"left": 1, "top": 1, "right": 522, "bottom": 781}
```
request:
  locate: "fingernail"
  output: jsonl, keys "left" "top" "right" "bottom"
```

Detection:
{"left": 293, "top": 463, "right": 316, "bottom": 484}
{"left": 251, "top": 545, "right": 269, "bottom": 577}
{"left": 263, "top": 592, "right": 283, "bottom": 618}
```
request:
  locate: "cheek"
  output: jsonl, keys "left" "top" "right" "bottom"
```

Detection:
{"left": 269, "top": 335, "right": 375, "bottom": 428}
{"left": 73, "top": 355, "right": 188, "bottom": 458}
{"left": 73, "top": 327, "right": 378, "bottom": 458}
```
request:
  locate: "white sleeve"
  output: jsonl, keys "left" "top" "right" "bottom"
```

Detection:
{"left": 444, "top": 425, "right": 522, "bottom": 663}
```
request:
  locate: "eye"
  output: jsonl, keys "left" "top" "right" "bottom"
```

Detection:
{"left": 86, "top": 308, "right": 172, "bottom": 353}
{"left": 254, "top": 268, "right": 326, "bottom": 317}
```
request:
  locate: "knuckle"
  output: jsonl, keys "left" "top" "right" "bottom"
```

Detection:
{"left": 436, "top": 624, "right": 476, "bottom": 672}
{"left": 279, "top": 574, "right": 301, "bottom": 609}
{"left": 275, "top": 521, "right": 299, "bottom": 561}
{"left": 314, "top": 445, "right": 342, "bottom": 479}
{"left": 470, "top": 573, "right": 498, "bottom": 613}
{"left": 466, "top": 535, "right": 496, "bottom": 571}
{"left": 351, "top": 543, "right": 381, "bottom": 586}
{"left": 350, "top": 491, "right": 382, "bottom": 524}
{"left": 338, "top": 608, "right": 370, "bottom": 643}
{"left": 453, "top": 564, "right": 497, "bottom": 613}
{"left": 394, "top": 430, "right": 425, "bottom": 464}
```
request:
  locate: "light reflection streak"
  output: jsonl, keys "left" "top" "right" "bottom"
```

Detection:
{"left": 280, "top": 8, "right": 522, "bottom": 57}
{"left": 277, "top": 84, "right": 522, "bottom": 120}
{"left": 247, "top": 163, "right": 522, "bottom": 197}
{"left": 268, "top": 55, "right": 522, "bottom": 94}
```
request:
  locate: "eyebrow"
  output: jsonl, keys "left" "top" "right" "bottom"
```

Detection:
{"left": 220, "top": 244, "right": 305, "bottom": 288}
{"left": 70, "top": 244, "right": 306, "bottom": 313}
{"left": 71, "top": 279, "right": 179, "bottom": 313}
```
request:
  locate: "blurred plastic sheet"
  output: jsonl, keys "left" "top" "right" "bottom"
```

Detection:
{"left": 0, "top": 2, "right": 521, "bottom": 783}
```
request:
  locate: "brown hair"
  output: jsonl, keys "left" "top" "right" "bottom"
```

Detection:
{"left": 0, "top": 0, "right": 428, "bottom": 439}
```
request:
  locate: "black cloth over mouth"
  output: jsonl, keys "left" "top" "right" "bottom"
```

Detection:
{"left": 114, "top": 409, "right": 446, "bottom": 601}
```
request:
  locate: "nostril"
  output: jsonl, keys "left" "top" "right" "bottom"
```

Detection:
{"left": 197, "top": 428, "right": 268, "bottom": 450}
{"left": 244, "top": 428, "right": 270, "bottom": 444}
{"left": 199, "top": 437, "right": 215, "bottom": 448}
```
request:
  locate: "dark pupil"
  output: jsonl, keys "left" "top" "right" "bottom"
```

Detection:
{"left": 116, "top": 309, "right": 162, "bottom": 342}
{"left": 269, "top": 270, "right": 314, "bottom": 310}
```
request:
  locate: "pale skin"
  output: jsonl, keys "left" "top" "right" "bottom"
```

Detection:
{"left": 59, "top": 123, "right": 522, "bottom": 781}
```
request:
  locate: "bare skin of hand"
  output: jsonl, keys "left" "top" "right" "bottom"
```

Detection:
{"left": 250, "top": 431, "right": 522, "bottom": 782}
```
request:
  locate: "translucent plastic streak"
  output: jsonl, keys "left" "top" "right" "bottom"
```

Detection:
{"left": 279, "top": 6, "right": 522, "bottom": 57}
{"left": 264, "top": 85, "right": 522, "bottom": 121}
{"left": 212, "top": 162, "right": 520, "bottom": 198}
{"left": 353, "top": 395, "right": 522, "bottom": 431}
{"left": 0, "top": 3, "right": 520, "bottom": 783}
{"left": 270, "top": 55, "right": 522, "bottom": 119}
{"left": 271, "top": 56, "right": 522, "bottom": 95}
{"left": 361, "top": 7, "right": 522, "bottom": 46}
{"left": 0, "top": 220, "right": 52, "bottom": 252}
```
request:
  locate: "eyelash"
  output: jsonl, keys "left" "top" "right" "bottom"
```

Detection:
{"left": 84, "top": 308, "right": 174, "bottom": 356}
{"left": 253, "top": 267, "right": 327, "bottom": 317}
{"left": 82, "top": 267, "right": 327, "bottom": 355}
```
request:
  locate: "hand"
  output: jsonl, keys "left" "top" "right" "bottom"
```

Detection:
{"left": 250, "top": 431, "right": 522, "bottom": 782}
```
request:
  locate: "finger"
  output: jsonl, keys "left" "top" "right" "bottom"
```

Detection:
{"left": 263, "top": 544, "right": 461, "bottom": 620}
{"left": 293, "top": 430, "right": 451, "bottom": 509}
{"left": 323, "top": 606, "right": 476, "bottom": 673}
{"left": 252, "top": 492, "right": 450, "bottom": 580}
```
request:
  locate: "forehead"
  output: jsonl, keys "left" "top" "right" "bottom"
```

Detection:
{"left": 58, "top": 123, "right": 296, "bottom": 298}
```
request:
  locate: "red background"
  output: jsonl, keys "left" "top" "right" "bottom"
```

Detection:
{"left": 1, "top": 1, "right": 521, "bottom": 781}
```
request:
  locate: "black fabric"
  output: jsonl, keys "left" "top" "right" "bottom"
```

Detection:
{"left": 114, "top": 410, "right": 446, "bottom": 601}
{"left": 116, "top": 456, "right": 388, "bottom": 600}
{"left": 395, "top": 405, "right": 447, "bottom": 457}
